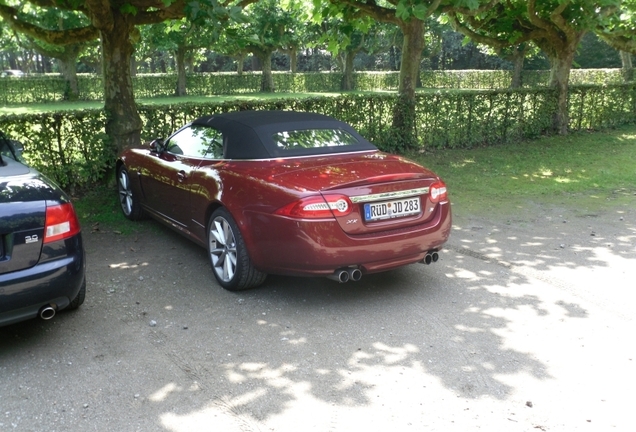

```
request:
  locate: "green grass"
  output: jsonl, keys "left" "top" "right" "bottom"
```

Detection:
{"left": 72, "top": 184, "right": 133, "bottom": 234}
{"left": 408, "top": 124, "right": 636, "bottom": 216}
{"left": 1, "top": 89, "right": 463, "bottom": 115}
{"left": 0, "top": 92, "right": 342, "bottom": 115}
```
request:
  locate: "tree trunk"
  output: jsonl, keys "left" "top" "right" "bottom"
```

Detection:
{"left": 548, "top": 50, "right": 576, "bottom": 135}
{"left": 186, "top": 54, "right": 194, "bottom": 74}
{"left": 392, "top": 19, "right": 425, "bottom": 149}
{"left": 335, "top": 53, "right": 344, "bottom": 71}
{"left": 389, "top": 46, "right": 400, "bottom": 71}
{"left": 257, "top": 51, "right": 275, "bottom": 92}
{"left": 620, "top": 51, "right": 634, "bottom": 82}
{"left": 100, "top": 13, "right": 142, "bottom": 153}
{"left": 58, "top": 54, "right": 80, "bottom": 100}
{"left": 236, "top": 54, "right": 245, "bottom": 76}
{"left": 510, "top": 47, "right": 525, "bottom": 88}
{"left": 43, "top": 56, "right": 53, "bottom": 73}
{"left": 341, "top": 50, "right": 355, "bottom": 91}
{"left": 289, "top": 47, "right": 298, "bottom": 73}
{"left": 130, "top": 54, "right": 137, "bottom": 77}
{"left": 175, "top": 44, "right": 187, "bottom": 96}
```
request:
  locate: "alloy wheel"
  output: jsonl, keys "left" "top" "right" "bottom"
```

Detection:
{"left": 209, "top": 216, "right": 238, "bottom": 282}
{"left": 118, "top": 169, "right": 133, "bottom": 216}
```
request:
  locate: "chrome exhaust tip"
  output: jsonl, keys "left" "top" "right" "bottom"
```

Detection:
{"left": 39, "top": 305, "right": 56, "bottom": 320}
{"left": 327, "top": 269, "right": 350, "bottom": 283}
{"left": 421, "top": 250, "right": 439, "bottom": 265}
{"left": 347, "top": 268, "right": 362, "bottom": 282}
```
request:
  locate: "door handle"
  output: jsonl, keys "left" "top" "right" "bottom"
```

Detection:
{"left": 177, "top": 171, "right": 187, "bottom": 182}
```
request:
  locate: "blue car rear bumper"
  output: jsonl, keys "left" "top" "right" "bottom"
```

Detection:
{"left": 0, "top": 235, "right": 85, "bottom": 327}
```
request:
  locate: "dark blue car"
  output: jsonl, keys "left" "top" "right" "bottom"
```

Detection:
{"left": 0, "top": 131, "right": 85, "bottom": 326}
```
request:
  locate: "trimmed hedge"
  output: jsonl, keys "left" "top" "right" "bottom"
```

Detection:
{"left": 1, "top": 83, "right": 634, "bottom": 191}
{"left": 0, "top": 69, "right": 626, "bottom": 105}
{"left": 419, "top": 69, "right": 625, "bottom": 89}
{"left": 0, "top": 110, "right": 111, "bottom": 190}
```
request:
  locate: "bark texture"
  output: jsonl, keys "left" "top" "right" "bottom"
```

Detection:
{"left": 538, "top": 28, "right": 584, "bottom": 135}
{"left": 340, "top": 50, "right": 356, "bottom": 91}
{"left": 175, "top": 44, "right": 187, "bottom": 96}
{"left": 257, "top": 51, "right": 275, "bottom": 92}
{"left": 509, "top": 46, "right": 527, "bottom": 89}
{"left": 620, "top": 51, "right": 634, "bottom": 82}
{"left": 249, "top": 48, "right": 275, "bottom": 92}
{"left": 392, "top": 19, "right": 425, "bottom": 144}
{"left": 100, "top": 12, "right": 142, "bottom": 152}
{"left": 57, "top": 47, "right": 81, "bottom": 100}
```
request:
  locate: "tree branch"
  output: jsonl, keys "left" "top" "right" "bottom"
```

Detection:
{"left": 598, "top": 33, "right": 636, "bottom": 55}
{"left": 14, "top": 32, "right": 83, "bottom": 62}
{"left": 328, "top": 0, "right": 401, "bottom": 26}
{"left": 25, "top": 0, "right": 85, "bottom": 12}
{"left": 526, "top": 0, "right": 553, "bottom": 33}
{"left": 132, "top": 1, "right": 189, "bottom": 25}
{"left": 549, "top": 0, "right": 577, "bottom": 39}
{"left": 82, "top": 0, "right": 115, "bottom": 31}
{"left": 447, "top": 12, "right": 506, "bottom": 52}
{"left": 447, "top": 0, "right": 499, "bottom": 16}
{"left": 0, "top": 4, "right": 99, "bottom": 45}
{"left": 526, "top": 0, "right": 567, "bottom": 51}
{"left": 424, "top": 0, "right": 443, "bottom": 19}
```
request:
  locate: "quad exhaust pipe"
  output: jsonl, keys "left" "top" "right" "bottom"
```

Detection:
{"left": 39, "top": 305, "right": 56, "bottom": 320}
{"left": 421, "top": 251, "right": 439, "bottom": 265}
{"left": 347, "top": 268, "right": 362, "bottom": 282}
{"left": 328, "top": 267, "right": 362, "bottom": 283}
{"left": 328, "top": 252, "right": 438, "bottom": 283}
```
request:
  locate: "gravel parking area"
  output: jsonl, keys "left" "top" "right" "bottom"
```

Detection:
{"left": 1, "top": 197, "right": 635, "bottom": 431}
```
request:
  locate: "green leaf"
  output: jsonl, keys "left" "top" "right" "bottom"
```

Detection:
{"left": 396, "top": 2, "right": 410, "bottom": 21}
{"left": 412, "top": 4, "right": 429, "bottom": 21}
{"left": 119, "top": 3, "right": 137, "bottom": 15}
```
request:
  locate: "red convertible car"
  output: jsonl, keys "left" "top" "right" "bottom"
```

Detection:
{"left": 117, "top": 111, "right": 451, "bottom": 290}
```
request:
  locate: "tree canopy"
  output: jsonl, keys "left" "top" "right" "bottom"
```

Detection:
{"left": 0, "top": 0, "right": 633, "bottom": 152}
{"left": 447, "top": 0, "right": 628, "bottom": 133}
{"left": 0, "top": 0, "right": 253, "bottom": 152}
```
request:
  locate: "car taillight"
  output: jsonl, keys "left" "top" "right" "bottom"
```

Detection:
{"left": 44, "top": 203, "right": 81, "bottom": 244}
{"left": 429, "top": 181, "right": 448, "bottom": 204}
{"left": 275, "top": 195, "right": 353, "bottom": 219}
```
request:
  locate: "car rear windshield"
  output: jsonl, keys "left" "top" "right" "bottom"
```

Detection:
{"left": 272, "top": 128, "right": 360, "bottom": 151}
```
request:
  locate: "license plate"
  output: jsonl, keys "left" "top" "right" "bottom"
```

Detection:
{"left": 364, "top": 197, "right": 421, "bottom": 221}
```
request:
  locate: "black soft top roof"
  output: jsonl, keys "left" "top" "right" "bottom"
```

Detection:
{"left": 191, "top": 110, "right": 377, "bottom": 159}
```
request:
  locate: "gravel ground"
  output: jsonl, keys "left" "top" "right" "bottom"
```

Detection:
{"left": 1, "top": 196, "right": 635, "bottom": 432}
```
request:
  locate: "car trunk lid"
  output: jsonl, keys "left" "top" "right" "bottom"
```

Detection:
{"left": 0, "top": 202, "right": 45, "bottom": 275}
{"left": 270, "top": 152, "right": 444, "bottom": 235}
{"left": 1, "top": 164, "right": 48, "bottom": 275}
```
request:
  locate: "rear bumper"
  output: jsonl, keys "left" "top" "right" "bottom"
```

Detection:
{"left": 0, "top": 235, "right": 85, "bottom": 327}
{"left": 243, "top": 201, "right": 451, "bottom": 277}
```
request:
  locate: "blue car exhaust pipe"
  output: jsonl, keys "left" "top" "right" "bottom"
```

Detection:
{"left": 39, "top": 305, "right": 56, "bottom": 320}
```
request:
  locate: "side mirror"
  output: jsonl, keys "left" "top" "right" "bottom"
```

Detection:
{"left": 148, "top": 138, "right": 164, "bottom": 152}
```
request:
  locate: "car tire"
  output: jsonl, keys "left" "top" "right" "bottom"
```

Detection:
{"left": 117, "top": 166, "right": 144, "bottom": 221}
{"left": 66, "top": 278, "right": 86, "bottom": 310}
{"left": 207, "top": 208, "right": 266, "bottom": 291}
